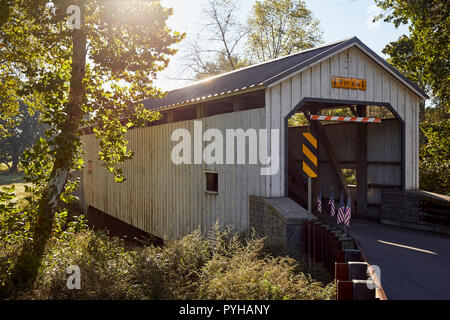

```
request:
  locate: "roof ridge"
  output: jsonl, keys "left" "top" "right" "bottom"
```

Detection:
{"left": 141, "top": 36, "right": 427, "bottom": 111}
{"left": 262, "top": 37, "right": 356, "bottom": 86}
{"left": 158, "top": 37, "right": 353, "bottom": 95}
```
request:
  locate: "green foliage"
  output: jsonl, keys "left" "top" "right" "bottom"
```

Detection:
{"left": 288, "top": 113, "right": 309, "bottom": 127}
{"left": 0, "top": 0, "right": 38, "bottom": 138}
{"left": 246, "top": 0, "right": 323, "bottom": 62}
{"left": 423, "top": 105, "right": 449, "bottom": 124}
{"left": 193, "top": 53, "right": 250, "bottom": 80}
{"left": 342, "top": 169, "right": 356, "bottom": 186}
{"left": 1, "top": 227, "right": 335, "bottom": 300}
{"left": 0, "top": 2, "right": 184, "bottom": 290}
{"left": 376, "top": 0, "right": 449, "bottom": 110}
{"left": 93, "top": 105, "right": 162, "bottom": 182}
{"left": 1, "top": 0, "right": 184, "bottom": 203}
{"left": 0, "top": 185, "right": 35, "bottom": 244}
{"left": 419, "top": 119, "right": 450, "bottom": 195}
{"left": 0, "top": 79, "right": 21, "bottom": 138}
{"left": 0, "top": 101, "right": 46, "bottom": 172}
{"left": 0, "top": 179, "right": 88, "bottom": 294}
{"left": 187, "top": 0, "right": 323, "bottom": 78}
{"left": 196, "top": 230, "right": 335, "bottom": 300}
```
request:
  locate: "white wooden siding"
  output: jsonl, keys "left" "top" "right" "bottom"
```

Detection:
{"left": 265, "top": 45, "right": 422, "bottom": 195}
{"left": 82, "top": 108, "right": 266, "bottom": 240}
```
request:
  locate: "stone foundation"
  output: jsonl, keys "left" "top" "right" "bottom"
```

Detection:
{"left": 249, "top": 195, "right": 315, "bottom": 259}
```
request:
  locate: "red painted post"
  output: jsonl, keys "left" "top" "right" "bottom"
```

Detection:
{"left": 337, "top": 281, "right": 353, "bottom": 300}
{"left": 325, "top": 228, "right": 335, "bottom": 273}
{"left": 302, "top": 221, "right": 309, "bottom": 258}
{"left": 335, "top": 249, "right": 345, "bottom": 263}
{"left": 335, "top": 262, "right": 349, "bottom": 281}
{"left": 323, "top": 228, "right": 329, "bottom": 271}
{"left": 309, "top": 222, "right": 315, "bottom": 265}
{"left": 330, "top": 238, "right": 341, "bottom": 278}
{"left": 314, "top": 224, "right": 323, "bottom": 263}
{"left": 321, "top": 226, "right": 328, "bottom": 266}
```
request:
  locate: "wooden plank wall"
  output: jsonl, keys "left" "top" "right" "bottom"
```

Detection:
{"left": 81, "top": 108, "right": 266, "bottom": 240}
{"left": 266, "top": 45, "right": 421, "bottom": 196}
{"left": 288, "top": 120, "right": 401, "bottom": 218}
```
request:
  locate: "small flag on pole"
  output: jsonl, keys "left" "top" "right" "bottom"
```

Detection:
{"left": 337, "top": 192, "right": 345, "bottom": 224}
{"left": 344, "top": 194, "right": 352, "bottom": 227}
{"left": 329, "top": 191, "right": 335, "bottom": 216}
{"left": 316, "top": 189, "right": 322, "bottom": 213}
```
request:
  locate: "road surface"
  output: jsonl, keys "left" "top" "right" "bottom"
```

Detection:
{"left": 349, "top": 219, "right": 450, "bottom": 300}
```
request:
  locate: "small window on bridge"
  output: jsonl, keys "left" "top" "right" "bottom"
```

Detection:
{"left": 205, "top": 171, "right": 218, "bottom": 193}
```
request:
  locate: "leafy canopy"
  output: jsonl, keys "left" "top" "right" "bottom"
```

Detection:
{"left": 375, "top": 0, "right": 449, "bottom": 110}
{"left": 0, "top": 101, "right": 46, "bottom": 172}
{"left": 1, "top": 0, "right": 184, "bottom": 184}
{"left": 419, "top": 119, "right": 450, "bottom": 195}
{"left": 0, "top": 1, "right": 184, "bottom": 296}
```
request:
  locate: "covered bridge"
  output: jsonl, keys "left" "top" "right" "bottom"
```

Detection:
{"left": 79, "top": 37, "right": 427, "bottom": 241}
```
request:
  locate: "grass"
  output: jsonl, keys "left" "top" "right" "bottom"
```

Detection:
{"left": 0, "top": 164, "right": 30, "bottom": 202}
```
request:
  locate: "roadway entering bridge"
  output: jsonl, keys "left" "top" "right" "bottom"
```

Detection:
{"left": 349, "top": 219, "right": 450, "bottom": 300}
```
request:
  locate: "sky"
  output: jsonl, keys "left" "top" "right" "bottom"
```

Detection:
{"left": 156, "top": 0, "right": 410, "bottom": 91}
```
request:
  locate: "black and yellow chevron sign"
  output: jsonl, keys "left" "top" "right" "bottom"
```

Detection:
{"left": 302, "top": 132, "right": 318, "bottom": 178}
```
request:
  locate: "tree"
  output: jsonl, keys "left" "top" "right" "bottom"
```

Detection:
{"left": 0, "top": 0, "right": 28, "bottom": 138}
{"left": 184, "top": 0, "right": 249, "bottom": 79}
{"left": 0, "top": 81, "right": 20, "bottom": 139}
{"left": 375, "top": 0, "right": 449, "bottom": 112}
{"left": 419, "top": 119, "right": 450, "bottom": 195}
{"left": 382, "top": 35, "right": 428, "bottom": 120}
{"left": 246, "top": 0, "right": 323, "bottom": 63}
{"left": 0, "top": 0, "right": 183, "bottom": 293}
{"left": 0, "top": 101, "right": 46, "bottom": 172}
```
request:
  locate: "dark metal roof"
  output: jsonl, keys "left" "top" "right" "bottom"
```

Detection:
{"left": 142, "top": 37, "right": 428, "bottom": 110}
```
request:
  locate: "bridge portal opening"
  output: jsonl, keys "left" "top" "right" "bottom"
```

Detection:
{"left": 286, "top": 100, "right": 403, "bottom": 221}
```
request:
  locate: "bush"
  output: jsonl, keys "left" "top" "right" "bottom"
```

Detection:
{"left": 0, "top": 184, "right": 89, "bottom": 298}
{"left": 1, "top": 183, "right": 334, "bottom": 300}
{"left": 419, "top": 120, "right": 450, "bottom": 195}
{"left": 197, "top": 233, "right": 334, "bottom": 300}
{"left": 1, "top": 227, "right": 334, "bottom": 300}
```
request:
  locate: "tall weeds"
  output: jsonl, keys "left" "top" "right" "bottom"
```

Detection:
{"left": 2, "top": 224, "right": 335, "bottom": 300}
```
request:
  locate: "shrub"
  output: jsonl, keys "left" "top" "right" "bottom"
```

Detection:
{"left": 4, "top": 227, "right": 334, "bottom": 300}
{"left": 0, "top": 185, "right": 89, "bottom": 298}
{"left": 419, "top": 120, "right": 450, "bottom": 195}
{"left": 197, "top": 233, "right": 334, "bottom": 300}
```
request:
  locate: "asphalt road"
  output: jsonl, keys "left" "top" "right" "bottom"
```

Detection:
{"left": 349, "top": 219, "right": 450, "bottom": 300}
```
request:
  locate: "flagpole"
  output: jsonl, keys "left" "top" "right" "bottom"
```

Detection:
{"left": 308, "top": 177, "right": 312, "bottom": 221}
{"left": 307, "top": 177, "right": 312, "bottom": 267}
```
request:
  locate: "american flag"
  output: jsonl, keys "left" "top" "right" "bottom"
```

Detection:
{"left": 329, "top": 191, "right": 335, "bottom": 216}
{"left": 337, "top": 192, "right": 345, "bottom": 224}
{"left": 316, "top": 189, "right": 322, "bottom": 213}
{"left": 344, "top": 194, "right": 352, "bottom": 227}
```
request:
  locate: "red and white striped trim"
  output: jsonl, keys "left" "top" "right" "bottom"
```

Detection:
{"left": 310, "top": 115, "right": 381, "bottom": 123}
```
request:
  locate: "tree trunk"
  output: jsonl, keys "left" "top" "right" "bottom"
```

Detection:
{"left": 11, "top": 152, "right": 18, "bottom": 173}
{"left": 5, "top": 23, "right": 87, "bottom": 296}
